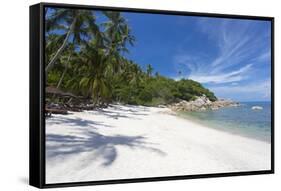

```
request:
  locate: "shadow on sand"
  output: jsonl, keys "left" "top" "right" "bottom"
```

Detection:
{"left": 47, "top": 116, "right": 112, "bottom": 128}
{"left": 46, "top": 116, "right": 165, "bottom": 167}
{"left": 93, "top": 105, "right": 149, "bottom": 120}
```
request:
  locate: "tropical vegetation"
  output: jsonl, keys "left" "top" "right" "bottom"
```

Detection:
{"left": 45, "top": 8, "right": 217, "bottom": 109}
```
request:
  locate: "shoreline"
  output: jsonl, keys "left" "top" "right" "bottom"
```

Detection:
{"left": 46, "top": 104, "right": 271, "bottom": 184}
{"left": 175, "top": 110, "right": 271, "bottom": 143}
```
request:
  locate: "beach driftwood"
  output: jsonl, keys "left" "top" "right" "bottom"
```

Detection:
{"left": 45, "top": 86, "right": 88, "bottom": 114}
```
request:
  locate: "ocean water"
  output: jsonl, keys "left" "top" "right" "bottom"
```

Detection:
{"left": 178, "top": 102, "right": 271, "bottom": 143}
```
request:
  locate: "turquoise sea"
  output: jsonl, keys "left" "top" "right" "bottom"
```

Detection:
{"left": 178, "top": 102, "right": 271, "bottom": 143}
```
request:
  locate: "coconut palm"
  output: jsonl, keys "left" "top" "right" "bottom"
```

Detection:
{"left": 78, "top": 12, "right": 135, "bottom": 105}
{"left": 102, "top": 11, "right": 135, "bottom": 54}
{"left": 46, "top": 10, "right": 136, "bottom": 106}
{"left": 76, "top": 39, "right": 113, "bottom": 105}
{"left": 55, "top": 44, "right": 76, "bottom": 89}
{"left": 146, "top": 64, "right": 153, "bottom": 78}
{"left": 45, "top": 8, "right": 101, "bottom": 73}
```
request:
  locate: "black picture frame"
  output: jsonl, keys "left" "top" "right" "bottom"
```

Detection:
{"left": 30, "top": 2, "right": 275, "bottom": 189}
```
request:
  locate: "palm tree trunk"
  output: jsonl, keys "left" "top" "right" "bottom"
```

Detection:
{"left": 45, "top": 17, "right": 77, "bottom": 73}
{"left": 56, "top": 54, "right": 71, "bottom": 89}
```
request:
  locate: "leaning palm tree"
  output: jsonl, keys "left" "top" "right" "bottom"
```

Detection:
{"left": 45, "top": 34, "right": 65, "bottom": 65}
{"left": 55, "top": 44, "right": 76, "bottom": 89}
{"left": 45, "top": 8, "right": 101, "bottom": 73}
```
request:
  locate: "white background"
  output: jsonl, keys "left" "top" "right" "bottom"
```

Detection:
{"left": 0, "top": 0, "right": 279, "bottom": 190}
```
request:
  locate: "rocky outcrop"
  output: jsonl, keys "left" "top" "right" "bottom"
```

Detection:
{"left": 210, "top": 98, "right": 240, "bottom": 110}
{"left": 168, "top": 95, "right": 239, "bottom": 112}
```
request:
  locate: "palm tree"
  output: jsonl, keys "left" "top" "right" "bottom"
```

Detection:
{"left": 45, "top": 8, "right": 101, "bottom": 73}
{"left": 102, "top": 11, "right": 135, "bottom": 55}
{"left": 123, "top": 60, "right": 143, "bottom": 85}
{"left": 45, "top": 34, "right": 65, "bottom": 65}
{"left": 46, "top": 10, "right": 135, "bottom": 106}
{"left": 56, "top": 44, "right": 76, "bottom": 89}
{"left": 155, "top": 71, "right": 159, "bottom": 77}
{"left": 146, "top": 64, "right": 153, "bottom": 78}
{"left": 77, "top": 39, "right": 113, "bottom": 105}
{"left": 102, "top": 11, "right": 135, "bottom": 76}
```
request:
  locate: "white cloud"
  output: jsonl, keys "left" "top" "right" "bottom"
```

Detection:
{"left": 189, "top": 64, "right": 252, "bottom": 84}
{"left": 252, "top": 51, "right": 271, "bottom": 63}
{"left": 173, "top": 19, "right": 270, "bottom": 85}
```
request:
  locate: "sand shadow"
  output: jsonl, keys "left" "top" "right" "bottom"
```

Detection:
{"left": 94, "top": 105, "right": 149, "bottom": 120}
{"left": 46, "top": 117, "right": 165, "bottom": 167}
{"left": 47, "top": 132, "right": 165, "bottom": 167}
{"left": 47, "top": 116, "right": 112, "bottom": 128}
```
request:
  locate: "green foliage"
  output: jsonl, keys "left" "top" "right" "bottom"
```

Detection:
{"left": 175, "top": 79, "right": 217, "bottom": 102}
{"left": 111, "top": 71, "right": 217, "bottom": 106}
{"left": 45, "top": 8, "right": 217, "bottom": 107}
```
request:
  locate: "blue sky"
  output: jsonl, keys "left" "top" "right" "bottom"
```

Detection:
{"left": 122, "top": 12, "right": 271, "bottom": 102}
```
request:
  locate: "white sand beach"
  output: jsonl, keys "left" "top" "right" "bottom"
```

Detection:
{"left": 46, "top": 105, "right": 271, "bottom": 184}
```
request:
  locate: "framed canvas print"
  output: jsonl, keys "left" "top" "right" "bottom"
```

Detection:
{"left": 29, "top": 2, "right": 274, "bottom": 188}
